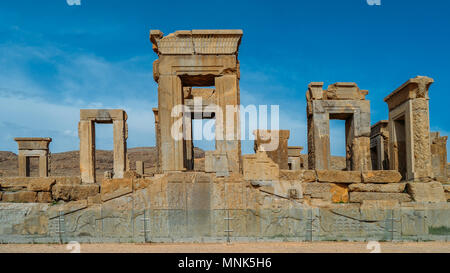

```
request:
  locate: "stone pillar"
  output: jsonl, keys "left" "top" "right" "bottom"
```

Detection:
{"left": 384, "top": 76, "right": 434, "bottom": 181}
{"left": 152, "top": 108, "right": 161, "bottom": 173}
{"left": 158, "top": 75, "right": 185, "bottom": 171}
{"left": 39, "top": 150, "right": 49, "bottom": 177}
{"left": 307, "top": 106, "right": 331, "bottom": 170}
{"left": 136, "top": 161, "right": 144, "bottom": 176}
{"left": 215, "top": 74, "right": 241, "bottom": 173}
{"left": 431, "top": 132, "right": 448, "bottom": 181}
{"left": 79, "top": 120, "right": 95, "bottom": 183}
{"left": 113, "top": 119, "right": 127, "bottom": 178}
{"left": 183, "top": 112, "right": 194, "bottom": 170}
{"left": 254, "top": 130, "right": 290, "bottom": 170}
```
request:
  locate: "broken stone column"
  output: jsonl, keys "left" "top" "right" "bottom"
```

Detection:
{"left": 79, "top": 109, "right": 128, "bottom": 183}
{"left": 430, "top": 132, "right": 448, "bottom": 182}
{"left": 14, "top": 137, "right": 52, "bottom": 177}
{"left": 384, "top": 76, "right": 434, "bottom": 181}
{"left": 306, "top": 82, "right": 371, "bottom": 171}
{"left": 253, "top": 130, "right": 290, "bottom": 170}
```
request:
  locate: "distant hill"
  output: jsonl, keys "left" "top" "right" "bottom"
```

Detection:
{"left": 0, "top": 147, "right": 348, "bottom": 179}
{"left": 0, "top": 147, "right": 205, "bottom": 180}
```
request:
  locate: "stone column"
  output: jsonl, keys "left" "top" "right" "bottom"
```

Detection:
{"left": 215, "top": 74, "right": 241, "bottom": 173}
{"left": 113, "top": 119, "right": 127, "bottom": 178}
{"left": 79, "top": 120, "right": 96, "bottom": 183}
{"left": 158, "top": 75, "right": 185, "bottom": 171}
{"left": 307, "top": 105, "right": 331, "bottom": 170}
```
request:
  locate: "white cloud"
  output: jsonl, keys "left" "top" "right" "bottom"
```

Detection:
{"left": 0, "top": 42, "right": 157, "bottom": 153}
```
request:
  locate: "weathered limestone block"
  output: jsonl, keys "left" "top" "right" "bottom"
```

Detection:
{"left": 330, "top": 184, "right": 349, "bottom": 203}
{"left": 26, "top": 178, "right": 56, "bottom": 192}
{"left": 279, "top": 169, "right": 317, "bottom": 182}
{"left": 53, "top": 176, "right": 82, "bottom": 185}
{"left": 2, "top": 191, "right": 37, "bottom": 203}
{"left": 51, "top": 184, "right": 99, "bottom": 201}
{"left": 205, "top": 151, "right": 229, "bottom": 177}
{"left": 48, "top": 200, "right": 88, "bottom": 218}
{"left": 300, "top": 170, "right": 317, "bottom": 182}
{"left": 348, "top": 183, "right": 406, "bottom": 193}
{"left": 360, "top": 200, "right": 400, "bottom": 221}
{"left": 123, "top": 170, "right": 141, "bottom": 179}
{"left": 243, "top": 151, "right": 279, "bottom": 181}
{"left": 256, "top": 180, "right": 303, "bottom": 200}
{"left": 362, "top": 170, "right": 402, "bottom": 183}
{"left": 303, "top": 182, "right": 348, "bottom": 203}
{"left": 87, "top": 194, "right": 102, "bottom": 205}
{"left": 406, "top": 182, "right": 446, "bottom": 203}
{"left": 253, "top": 130, "right": 290, "bottom": 169}
{"left": 0, "top": 177, "right": 28, "bottom": 191}
{"left": 101, "top": 178, "right": 133, "bottom": 202}
{"left": 37, "top": 192, "right": 52, "bottom": 203}
{"left": 316, "top": 170, "right": 361, "bottom": 183}
{"left": 349, "top": 192, "right": 412, "bottom": 203}
{"left": 134, "top": 178, "right": 152, "bottom": 191}
{"left": 279, "top": 170, "right": 301, "bottom": 181}
{"left": 325, "top": 82, "right": 368, "bottom": 100}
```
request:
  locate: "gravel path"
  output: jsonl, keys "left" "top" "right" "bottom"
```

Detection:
{"left": 0, "top": 242, "right": 449, "bottom": 253}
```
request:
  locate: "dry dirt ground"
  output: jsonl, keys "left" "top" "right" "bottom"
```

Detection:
{"left": 0, "top": 242, "right": 449, "bottom": 253}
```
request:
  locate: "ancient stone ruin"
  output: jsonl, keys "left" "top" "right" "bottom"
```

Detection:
{"left": 14, "top": 137, "right": 52, "bottom": 178}
{"left": 0, "top": 30, "right": 449, "bottom": 243}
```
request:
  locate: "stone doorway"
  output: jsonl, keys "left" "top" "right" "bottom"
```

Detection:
{"left": 393, "top": 117, "right": 407, "bottom": 179}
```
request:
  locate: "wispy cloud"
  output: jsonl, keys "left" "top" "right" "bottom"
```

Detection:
{"left": 0, "top": 40, "right": 157, "bottom": 153}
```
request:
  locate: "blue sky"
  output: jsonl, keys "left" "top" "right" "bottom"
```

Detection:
{"left": 0, "top": 0, "right": 449, "bottom": 159}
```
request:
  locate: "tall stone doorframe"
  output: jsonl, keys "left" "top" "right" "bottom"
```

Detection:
{"left": 79, "top": 109, "right": 128, "bottom": 183}
{"left": 306, "top": 82, "right": 371, "bottom": 171}
{"left": 370, "top": 120, "right": 389, "bottom": 170}
{"left": 14, "top": 137, "right": 52, "bottom": 177}
{"left": 150, "top": 29, "right": 243, "bottom": 173}
{"left": 384, "top": 76, "right": 434, "bottom": 181}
